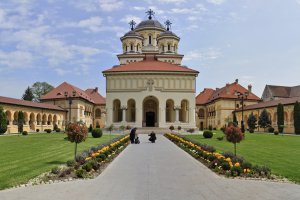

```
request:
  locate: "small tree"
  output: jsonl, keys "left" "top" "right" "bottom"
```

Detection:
{"left": 225, "top": 124, "right": 245, "bottom": 156}
{"left": 22, "top": 86, "right": 34, "bottom": 101}
{"left": 120, "top": 125, "right": 126, "bottom": 134}
{"left": 247, "top": 112, "right": 257, "bottom": 132}
{"left": 277, "top": 103, "right": 284, "bottom": 133}
{"left": 108, "top": 124, "right": 114, "bottom": 141}
{"left": 258, "top": 109, "right": 271, "bottom": 132}
{"left": 294, "top": 101, "right": 300, "bottom": 134}
{"left": 0, "top": 106, "right": 7, "bottom": 135}
{"left": 233, "top": 112, "right": 238, "bottom": 126}
{"left": 18, "top": 111, "right": 24, "bottom": 134}
{"left": 67, "top": 123, "right": 88, "bottom": 160}
{"left": 177, "top": 126, "right": 182, "bottom": 133}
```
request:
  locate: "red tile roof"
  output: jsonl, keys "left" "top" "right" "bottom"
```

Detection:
{"left": 0, "top": 96, "right": 65, "bottom": 111}
{"left": 236, "top": 96, "right": 300, "bottom": 111}
{"left": 196, "top": 81, "right": 261, "bottom": 105}
{"left": 85, "top": 88, "right": 106, "bottom": 105}
{"left": 103, "top": 60, "right": 199, "bottom": 73}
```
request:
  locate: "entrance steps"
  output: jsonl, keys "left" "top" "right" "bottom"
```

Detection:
{"left": 136, "top": 127, "right": 169, "bottom": 135}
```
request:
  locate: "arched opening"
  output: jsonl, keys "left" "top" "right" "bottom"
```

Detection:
{"left": 48, "top": 114, "right": 52, "bottom": 125}
{"left": 198, "top": 109, "right": 205, "bottom": 119}
{"left": 168, "top": 44, "right": 171, "bottom": 51}
{"left": 36, "top": 113, "right": 41, "bottom": 125}
{"left": 273, "top": 112, "right": 277, "bottom": 123}
{"left": 23, "top": 112, "right": 29, "bottom": 125}
{"left": 143, "top": 96, "right": 159, "bottom": 127}
{"left": 95, "top": 108, "right": 101, "bottom": 118}
{"left": 200, "top": 122, "right": 204, "bottom": 131}
{"left": 53, "top": 115, "right": 58, "bottom": 127}
{"left": 113, "top": 99, "right": 122, "bottom": 122}
{"left": 137, "top": 44, "right": 140, "bottom": 52}
{"left": 126, "top": 99, "right": 136, "bottom": 122}
{"left": 166, "top": 99, "right": 175, "bottom": 123}
{"left": 174, "top": 44, "right": 177, "bottom": 53}
{"left": 179, "top": 100, "right": 189, "bottom": 123}
{"left": 130, "top": 43, "right": 133, "bottom": 51}
{"left": 42, "top": 114, "right": 47, "bottom": 125}
{"left": 13, "top": 111, "right": 18, "bottom": 125}
{"left": 5, "top": 111, "right": 12, "bottom": 125}
{"left": 291, "top": 111, "right": 294, "bottom": 124}
{"left": 284, "top": 111, "right": 288, "bottom": 124}
{"left": 29, "top": 113, "right": 35, "bottom": 130}
{"left": 148, "top": 35, "right": 152, "bottom": 45}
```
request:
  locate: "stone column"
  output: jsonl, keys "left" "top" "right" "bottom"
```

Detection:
{"left": 121, "top": 106, "right": 127, "bottom": 123}
{"left": 174, "top": 106, "right": 181, "bottom": 123}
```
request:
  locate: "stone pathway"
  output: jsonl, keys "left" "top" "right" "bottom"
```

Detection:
{"left": 0, "top": 134, "right": 299, "bottom": 200}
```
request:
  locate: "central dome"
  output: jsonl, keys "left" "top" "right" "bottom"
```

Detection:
{"left": 135, "top": 19, "right": 166, "bottom": 30}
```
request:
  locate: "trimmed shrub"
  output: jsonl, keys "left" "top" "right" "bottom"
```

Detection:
{"left": 82, "top": 162, "right": 92, "bottom": 172}
{"left": 66, "top": 160, "right": 76, "bottom": 167}
{"left": 249, "top": 129, "right": 254, "bottom": 133}
{"left": 53, "top": 124, "right": 58, "bottom": 131}
{"left": 187, "top": 128, "right": 195, "bottom": 133}
{"left": 203, "top": 131, "right": 213, "bottom": 139}
{"left": 126, "top": 125, "right": 131, "bottom": 130}
{"left": 67, "top": 123, "right": 88, "bottom": 160}
{"left": 0, "top": 106, "right": 7, "bottom": 135}
{"left": 88, "top": 124, "right": 93, "bottom": 133}
{"left": 217, "top": 136, "right": 224, "bottom": 141}
{"left": 230, "top": 166, "right": 242, "bottom": 176}
{"left": 208, "top": 125, "right": 213, "bottom": 131}
{"left": 268, "top": 127, "right": 274, "bottom": 133}
{"left": 221, "top": 162, "right": 231, "bottom": 171}
{"left": 225, "top": 125, "right": 245, "bottom": 156}
{"left": 92, "top": 128, "right": 103, "bottom": 138}
{"left": 76, "top": 169, "right": 87, "bottom": 178}
{"left": 36, "top": 129, "right": 40, "bottom": 132}
{"left": 274, "top": 131, "right": 279, "bottom": 135}
{"left": 22, "top": 131, "right": 28, "bottom": 136}
{"left": 51, "top": 167, "right": 60, "bottom": 174}
{"left": 44, "top": 129, "right": 51, "bottom": 133}
{"left": 56, "top": 128, "right": 61, "bottom": 132}
{"left": 169, "top": 125, "right": 174, "bottom": 131}
{"left": 294, "top": 101, "right": 300, "bottom": 134}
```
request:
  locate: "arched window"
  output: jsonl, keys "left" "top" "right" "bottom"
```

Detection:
{"left": 149, "top": 35, "right": 152, "bottom": 45}
{"left": 166, "top": 99, "right": 175, "bottom": 123}
{"left": 198, "top": 109, "right": 205, "bottom": 119}
{"left": 126, "top": 99, "right": 136, "bottom": 122}
{"left": 168, "top": 44, "right": 171, "bottom": 51}
{"left": 113, "top": 99, "right": 121, "bottom": 122}
{"left": 95, "top": 109, "right": 101, "bottom": 118}
{"left": 179, "top": 100, "right": 189, "bottom": 123}
{"left": 130, "top": 44, "right": 133, "bottom": 51}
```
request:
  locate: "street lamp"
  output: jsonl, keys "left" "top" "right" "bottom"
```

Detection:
{"left": 64, "top": 90, "right": 76, "bottom": 124}
{"left": 235, "top": 91, "right": 248, "bottom": 133}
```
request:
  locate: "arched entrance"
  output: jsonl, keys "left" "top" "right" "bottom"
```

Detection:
{"left": 143, "top": 96, "right": 159, "bottom": 127}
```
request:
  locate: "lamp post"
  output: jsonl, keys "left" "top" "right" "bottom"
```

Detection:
{"left": 64, "top": 90, "right": 76, "bottom": 124}
{"left": 235, "top": 91, "right": 248, "bottom": 133}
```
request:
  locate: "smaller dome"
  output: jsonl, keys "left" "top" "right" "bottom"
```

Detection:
{"left": 121, "top": 30, "right": 143, "bottom": 40}
{"left": 157, "top": 31, "right": 180, "bottom": 40}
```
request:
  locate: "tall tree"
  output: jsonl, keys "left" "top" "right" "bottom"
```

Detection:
{"left": 31, "top": 82, "right": 54, "bottom": 102}
{"left": 258, "top": 109, "right": 271, "bottom": 132}
{"left": 247, "top": 112, "right": 257, "bottom": 132}
{"left": 277, "top": 103, "right": 284, "bottom": 133}
{"left": 22, "top": 86, "right": 34, "bottom": 101}
{"left": 18, "top": 111, "right": 24, "bottom": 134}
{"left": 0, "top": 106, "right": 7, "bottom": 135}
{"left": 294, "top": 101, "right": 300, "bottom": 134}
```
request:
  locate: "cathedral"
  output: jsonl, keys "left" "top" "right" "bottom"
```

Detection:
{"left": 103, "top": 9, "right": 199, "bottom": 129}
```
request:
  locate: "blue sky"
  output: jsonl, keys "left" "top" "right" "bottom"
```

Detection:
{"left": 1, "top": 0, "right": 300, "bottom": 99}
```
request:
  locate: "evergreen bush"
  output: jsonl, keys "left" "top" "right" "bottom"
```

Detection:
{"left": 294, "top": 101, "right": 300, "bottom": 134}
{"left": 277, "top": 103, "right": 284, "bottom": 133}
{"left": 92, "top": 128, "right": 103, "bottom": 138}
{"left": 18, "top": 111, "right": 24, "bottom": 134}
{"left": 203, "top": 131, "right": 213, "bottom": 138}
{"left": 22, "top": 131, "right": 28, "bottom": 135}
{"left": 0, "top": 106, "right": 7, "bottom": 135}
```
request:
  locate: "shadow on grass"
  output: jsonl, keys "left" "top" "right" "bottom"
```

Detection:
{"left": 46, "top": 161, "right": 66, "bottom": 165}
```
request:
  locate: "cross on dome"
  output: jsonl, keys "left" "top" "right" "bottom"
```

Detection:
{"left": 129, "top": 20, "right": 136, "bottom": 30}
{"left": 146, "top": 9, "right": 155, "bottom": 20}
{"left": 165, "top": 20, "right": 172, "bottom": 31}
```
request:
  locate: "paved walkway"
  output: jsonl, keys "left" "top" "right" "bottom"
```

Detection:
{"left": 1, "top": 134, "right": 300, "bottom": 200}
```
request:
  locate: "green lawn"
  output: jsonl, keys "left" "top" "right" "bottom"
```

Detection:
{"left": 186, "top": 132, "right": 300, "bottom": 183}
{"left": 0, "top": 133, "right": 118, "bottom": 190}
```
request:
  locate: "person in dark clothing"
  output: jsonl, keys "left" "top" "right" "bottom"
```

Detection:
{"left": 130, "top": 127, "right": 137, "bottom": 144}
{"left": 148, "top": 131, "right": 156, "bottom": 143}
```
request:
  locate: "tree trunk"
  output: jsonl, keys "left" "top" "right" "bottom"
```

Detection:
{"left": 234, "top": 143, "right": 236, "bottom": 156}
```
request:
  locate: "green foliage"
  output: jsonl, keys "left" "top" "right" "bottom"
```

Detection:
{"left": 187, "top": 128, "right": 195, "bottom": 133}
{"left": 0, "top": 106, "right": 7, "bottom": 135}
{"left": 203, "top": 130, "right": 213, "bottom": 139}
{"left": 53, "top": 124, "right": 58, "bottom": 131}
{"left": 277, "top": 103, "right": 284, "bottom": 133}
{"left": 22, "top": 86, "right": 34, "bottom": 101}
{"left": 88, "top": 124, "right": 93, "bottom": 133}
{"left": 51, "top": 167, "right": 60, "bottom": 174}
{"left": 208, "top": 125, "right": 213, "bottom": 131}
{"left": 18, "top": 111, "right": 24, "bottom": 134}
{"left": 44, "top": 129, "right": 52, "bottom": 133}
{"left": 258, "top": 109, "right": 271, "bottom": 130}
{"left": 67, "top": 123, "right": 88, "bottom": 159}
{"left": 247, "top": 112, "right": 257, "bottom": 131}
{"left": 225, "top": 124, "right": 245, "bottom": 156}
{"left": 294, "top": 101, "right": 300, "bottom": 134}
{"left": 31, "top": 82, "right": 54, "bottom": 102}
{"left": 82, "top": 162, "right": 92, "bottom": 172}
{"left": 92, "top": 128, "right": 103, "bottom": 138}
{"left": 75, "top": 169, "right": 87, "bottom": 178}
{"left": 274, "top": 131, "right": 279, "bottom": 135}
{"left": 230, "top": 166, "right": 242, "bottom": 176}
{"left": 22, "top": 131, "right": 28, "bottom": 136}
{"left": 169, "top": 125, "right": 174, "bottom": 131}
{"left": 108, "top": 124, "right": 114, "bottom": 133}
{"left": 221, "top": 162, "right": 231, "bottom": 170}
{"left": 66, "top": 160, "right": 76, "bottom": 167}
{"left": 268, "top": 127, "right": 275, "bottom": 133}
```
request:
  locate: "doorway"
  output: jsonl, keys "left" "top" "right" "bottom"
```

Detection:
{"left": 143, "top": 96, "right": 159, "bottom": 127}
{"left": 146, "top": 112, "right": 155, "bottom": 127}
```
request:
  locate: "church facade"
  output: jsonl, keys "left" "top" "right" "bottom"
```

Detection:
{"left": 103, "top": 10, "right": 199, "bottom": 129}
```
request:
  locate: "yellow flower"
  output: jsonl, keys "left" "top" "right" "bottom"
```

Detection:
{"left": 234, "top": 162, "right": 240, "bottom": 167}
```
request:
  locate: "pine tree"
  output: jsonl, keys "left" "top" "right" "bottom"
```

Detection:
{"left": 247, "top": 112, "right": 257, "bottom": 132}
{"left": 258, "top": 109, "right": 271, "bottom": 132}
{"left": 277, "top": 103, "right": 284, "bottom": 133}
{"left": 294, "top": 101, "right": 300, "bottom": 134}
{"left": 18, "top": 111, "right": 24, "bottom": 134}
{"left": 22, "top": 86, "right": 34, "bottom": 101}
{"left": 0, "top": 106, "right": 7, "bottom": 135}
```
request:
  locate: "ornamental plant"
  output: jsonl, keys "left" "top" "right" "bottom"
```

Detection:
{"left": 225, "top": 125, "right": 245, "bottom": 156}
{"left": 0, "top": 106, "right": 7, "bottom": 135}
{"left": 92, "top": 128, "right": 102, "bottom": 138}
{"left": 67, "top": 122, "right": 88, "bottom": 160}
{"left": 277, "top": 103, "right": 284, "bottom": 133}
{"left": 247, "top": 112, "right": 257, "bottom": 132}
{"left": 258, "top": 109, "right": 271, "bottom": 132}
{"left": 18, "top": 111, "right": 24, "bottom": 134}
{"left": 294, "top": 101, "right": 300, "bottom": 134}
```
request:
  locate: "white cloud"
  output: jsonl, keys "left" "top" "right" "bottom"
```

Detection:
{"left": 78, "top": 16, "right": 103, "bottom": 32}
{"left": 159, "top": 0, "right": 186, "bottom": 4}
{"left": 296, "top": 0, "right": 300, "bottom": 4}
{"left": 70, "top": 0, "right": 123, "bottom": 12}
{"left": 133, "top": 6, "right": 145, "bottom": 11}
{"left": 120, "top": 15, "right": 142, "bottom": 24}
{"left": 0, "top": 50, "right": 33, "bottom": 70}
{"left": 184, "top": 48, "right": 223, "bottom": 61}
{"left": 99, "top": 0, "right": 123, "bottom": 12}
{"left": 206, "top": 0, "right": 226, "bottom": 5}
{"left": 169, "top": 4, "right": 207, "bottom": 14}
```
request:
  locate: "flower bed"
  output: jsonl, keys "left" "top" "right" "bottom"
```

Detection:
{"left": 165, "top": 133, "right": 272, "bottom": 179}
{"left": 26, "top": 134, "right": 130, "bottom": 186}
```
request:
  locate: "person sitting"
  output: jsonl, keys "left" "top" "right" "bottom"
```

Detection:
{"left": 134, "top": 136, "right": 140, "bottom": 144}
{"left": 148, "top": 131, "right": 156, "bottom": 143}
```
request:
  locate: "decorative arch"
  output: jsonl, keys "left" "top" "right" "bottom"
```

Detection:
{"left": 290, "top": 111, "right": 294, "bottom": 124}
{"left": 13, "top": 111, "right": 19, "bottom": 125}
{"left": 113, "top": 99, "right": 122, "bottom": 122}
{"left": 29, "top": 113, "right": 35, "bottom": 130}
{"left": 143, "top": 96, "right": 159, "bottom": 127}
{"left": 42, "top": 114, "right": 47, "bottom": 125}
{"left": 23, "top": 112, "right": 29, "bottom": 125}
{"left": 36, "top": 113, "right": 42, "bottom": 125}
{"left": 166, "top": 99, "right": 175, "bottom": 123}
{"left": 53, "top": 115, "right": 58, "bottom": 125}
{"left": 273, "top": 112, "right": 277, "bottom": 123}
{"left": 148, "top": 34, "right": 152, "bottom": 45}
{"left": 179, "top": 100, "right": 189, "bottom": 123}
{"left": 126, "top": 99, "right": 136, "bottom": 122}
{"left": 48, "top": 114, "right": 52, "bottom": 125}
{"left": 5, "top": 110, "right": 12, "bottom": 125}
